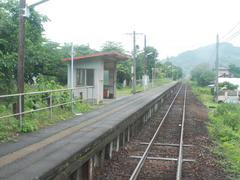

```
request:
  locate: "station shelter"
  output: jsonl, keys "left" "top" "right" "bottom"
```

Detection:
{"left": 62, "top": 51, "right": 131, "bottom": 103}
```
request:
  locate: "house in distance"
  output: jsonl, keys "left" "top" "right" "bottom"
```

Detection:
{"left": 62, "top": 51, "right": 131, "bottom": 103}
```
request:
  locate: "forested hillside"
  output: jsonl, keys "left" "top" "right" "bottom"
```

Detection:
{"left": 165, "top": 43, "right": 240, "bottom": 75}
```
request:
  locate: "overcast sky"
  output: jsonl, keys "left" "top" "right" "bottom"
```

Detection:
{"left": 27, "top": 0, "right": 240, "bottom": 59}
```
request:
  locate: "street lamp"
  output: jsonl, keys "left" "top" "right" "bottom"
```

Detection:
{"left": 145, "top": 52, "right": 153, "bottom": 75}
{"left": 143, "top": 52, "right": 153, "bottom": 90}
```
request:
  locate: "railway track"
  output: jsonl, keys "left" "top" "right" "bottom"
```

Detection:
{"left": 95, "top": 84, "right": 197, "bottom": 180}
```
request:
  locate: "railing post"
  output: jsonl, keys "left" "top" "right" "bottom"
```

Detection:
{"left": 50, "top": 92, "right": 53, "bottom": 120}
{"left": 19, "top": 95, "right": 22, "bottom": 131}
{"left": 71, "top": 88, "right": 74, "bottom": 114}
{"left": 92, "top": 87, "right": 94, "bottom": 105}
{"left": 86, "top": 87, "right": 88, "bottom": 112}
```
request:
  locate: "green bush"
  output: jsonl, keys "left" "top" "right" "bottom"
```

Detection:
{"left": 191, "top": 63, "right": 215, "bottom": 86}
{"left": 219, "top": 81, "right": 238, "bottom": 90}
{"left": 208, "top": 103, "right": 240, "bottom": 178}
{"left": 191, "top": 82, "right": 240, "bottom": 178}
{"left": 213, "top": 103, "right": 240, "bottom": 131}
{"left": 116, "top": 82, "right": 123, "bottom": 89}
{"left": 0, "top": 74, "right": 95, "bottom": 142}
{"left": 0, "top": 105, "right": 5, "bottom": 112}
{"left": 0, "top": 118, "right": 19, "bottom": 142}
{"left": 22, "top": 118, "right": 39, "bottom": 132}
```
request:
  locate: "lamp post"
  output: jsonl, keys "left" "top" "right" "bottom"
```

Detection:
{"left": 125, "top": 31, "right": 143, "bottom": 94}
{"left": 143, "top": 52, "right": 153, "bottom": 90}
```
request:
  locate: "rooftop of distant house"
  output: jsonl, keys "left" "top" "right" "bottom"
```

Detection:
{"left": 218, "top": 66, "right": 229, "bottom": 70}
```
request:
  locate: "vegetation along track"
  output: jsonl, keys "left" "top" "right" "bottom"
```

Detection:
{"left": 94, "top": 84, "right": 228, "bottom": 179}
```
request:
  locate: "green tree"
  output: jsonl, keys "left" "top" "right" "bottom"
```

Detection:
{"left": 60, "top": 43, "right": 97, "bottom": 58}
{"left": 191, "top": 63, "right": 215, "bottom": 86}
{"left": 101, "top": 41, "right": 125, "bottom": 53}
{"left": 117, "top": 60, "right": 132, "bottom": 84}
{"left": 0, "top": 0, "right": 48, "bottom": 94}
{"left": 136, "top": 46, "right": 158, "bottom": 79}
{"left": 229, "top": 64, "right": 240, "bottom": 78}
{"left": 219, "top": 81, "right": 238, "bottom": 90}
{"left": 100, "top": 41, "right": 132, "bottom": 84}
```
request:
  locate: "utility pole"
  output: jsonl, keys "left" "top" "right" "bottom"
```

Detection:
{"left": 17, "top": 0, "right": 49, "bottom": 124}
{"left": 215, "top": 34, "right": 219, "bottom": 102}
{"left": 17, "top": 0, "right": 26, "bottom": 113}
{"left": 71, "top": 43, "right": 74, "bottom": 89}
{"left": 143, "top": 35, "right": 147, "bottom": 90}
{"left": 133, "top": 31, "right": 136, "bottom": 94}
{"left": 125, "top": 31, "right": 143, "bottom": 94}
{"left": 71, "top": 43, "right": 74, "bottom": 113}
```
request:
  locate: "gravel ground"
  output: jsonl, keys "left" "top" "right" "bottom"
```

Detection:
{"left": 94, "top": 85, "right": 229, "bottom": 180}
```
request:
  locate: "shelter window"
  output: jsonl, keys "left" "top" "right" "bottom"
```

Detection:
{"left": 104, "top": 70, "right": 109, "bottom": 85}
{"left": 76, "top": 69, "right": 94, "bottom": 86}
{"left": 76, "top": 69, "right": 85, "bottom": 86}
{"left": 86, "top": 69, "right": 94, "bottom": 86}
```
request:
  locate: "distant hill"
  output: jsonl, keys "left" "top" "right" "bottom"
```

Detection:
{"left": 163, "top": 43, "right": 240, "bottom": 75}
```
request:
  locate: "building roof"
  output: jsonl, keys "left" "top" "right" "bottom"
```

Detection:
{"left": 218, "top": 66, "right": 229, "bottom": 70}
{"left": 62, "top": 51, "right": 131, "bottom": 62}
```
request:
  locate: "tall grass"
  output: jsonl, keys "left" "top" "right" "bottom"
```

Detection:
{"left": 0, "top": 75, "right": 94, "bottom": 143}
{"left": 191, "top": 82, "right": 240, "bottom": 179}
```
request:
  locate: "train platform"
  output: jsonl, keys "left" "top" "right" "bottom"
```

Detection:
{"left": 0, "top": 82, "right": 178, "bottom": 180}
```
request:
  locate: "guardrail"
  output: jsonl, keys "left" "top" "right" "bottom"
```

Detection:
{"left": 0, "top": 86, "right": 94, "bottom": 130}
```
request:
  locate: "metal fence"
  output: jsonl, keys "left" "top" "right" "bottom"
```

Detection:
{"left": 0, "top": 86, "right": 94, "bottom": 130}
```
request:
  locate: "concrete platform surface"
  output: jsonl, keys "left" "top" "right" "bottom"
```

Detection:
{"left": 0, "top": 82, "right": 177, "bottom": 180}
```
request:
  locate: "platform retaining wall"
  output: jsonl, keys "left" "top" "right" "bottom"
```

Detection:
{"left": 41, "top": 82, "right": 180, "bottom": 180}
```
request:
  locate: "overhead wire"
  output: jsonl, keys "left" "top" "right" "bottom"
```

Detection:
{"left": 220, "top": 21, "right": 240, "bottom": 41}
{"left": 224, "top": 29, "right": 240, "bottom": 42}
{"left": 220, "top": 21, "right": 240, "bottom": 42}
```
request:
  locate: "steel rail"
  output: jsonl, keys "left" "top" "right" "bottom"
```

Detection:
{"left": 176, "top": 85, "right": 187, "bottom": 180}
{"left": 129, "top": 84, "right": 183, "bottom": 180}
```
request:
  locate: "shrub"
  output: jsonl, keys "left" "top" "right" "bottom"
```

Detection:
{"left": 116, "top": 82, "right": 123, "bottom": 89}
{"left": 215, "top": 103, "right": 238, "bottom": 116}
{"left": 191, "top": 63, "right": 215, "bottom": 86}
{"left": 219, "top": 81, "right": 238, "bottom": 90}
{"left": 0, "top": 118, "right": 19, "bottom": 142}
{"left": 213, "top": 103, "right": 240, "bottom": 131}
{"left": 22, "top": 118, "right": 39, "bottom": 132}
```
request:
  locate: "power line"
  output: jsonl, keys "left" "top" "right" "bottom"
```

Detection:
{"left": 220, "top": 21, "right": 240, "bottom": 41}
{"left": 224, "top": 28, "right": 240, "bottom": 42}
